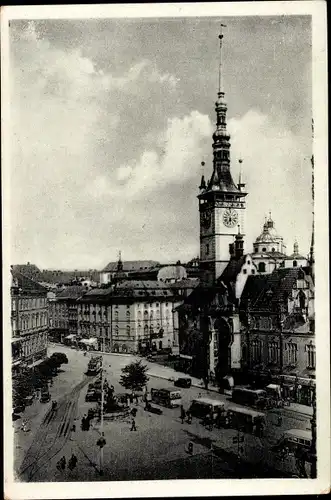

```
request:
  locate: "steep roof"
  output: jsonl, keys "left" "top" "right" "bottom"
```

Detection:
{"left": 11, "top": 269, "right": 48, "bottom": 295}
{"left": 12, "top": 264, "right": 42, "bottom": 282}
{"left": 240, "top": 267, "right": 308, "bottom": 312}
{"left": 101, "top": 260, "right": 160, "bottom": 273}
{"left": 217, "top": 256, "right": 246, "bottom": 284}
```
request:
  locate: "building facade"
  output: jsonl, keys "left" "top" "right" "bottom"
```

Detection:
{"left": 240, "top": 266, "right": 315, "bottom": 405}
{"left": 76, "top": 281, "right": 182, "bottom": 354}
{"left": 11, "top": 269, "right": 48, "bottom": 376}
{"left": 48, "top": 286, "right": 87, "bottom": 342}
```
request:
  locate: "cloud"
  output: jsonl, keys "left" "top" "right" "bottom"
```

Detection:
{"left": 9, "top": 22, "right": 311, "bottom": 269}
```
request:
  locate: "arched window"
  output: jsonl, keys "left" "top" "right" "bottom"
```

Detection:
{"left": 272, "top": 248, "right": 275, "bottom": 252}
{"left": 262, "top": 247, "right": 267, "bottom": 252}
{"left": 258, "top": 262, "right": 266, "bottom": 273}
{"left": 144, "top": 310, "right": 148, "bottom": 318}
{"left": 126, "top": 310, "right": 130, "bottom": 319}
{"left": 293, "top": 260, "right": 297, "bottom": 267}
{"left": 126, "top": 325, "right": 130, "bottom": 337}
{"left": 138, "top": 311, "right": 142, "bottom": 319}
{"left": 114, "top": 310, "right": 119, "bottom": 322}
{"left": 115, "top": 325, "right": 119, "bottom": 336}
{"left": 144, "top": 325, "right": 149, "bottom": 334}
{"left": 150, "top": 311, "right": 154, "bottom": 319}
{"left": 298, "top": 291, "right": 306, "bottom": 310}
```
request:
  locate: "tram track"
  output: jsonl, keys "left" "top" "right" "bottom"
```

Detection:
{"left": 17, "top": 376, "right": 93, "bottom": 482}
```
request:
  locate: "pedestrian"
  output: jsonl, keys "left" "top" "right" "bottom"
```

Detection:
{"left": 70, "top": 423, "right": 76, "bottom": 440}
{"left": 135, "top": 394, "right": 139, "bottom": 405}
{"left": 277, "top": 415, "right": 282, "bottom": 427}
{"left": 60, "top": 456, "right": 66, "bottom": 470}
{"left": 186, "top": 410, "right": 192, "bottom": 424}
{"left": 180, "top": 406, "right": 186, "bottom": 424}
{"left": 68, "top": 453, "right": 77, "bottom": 470}
{"left": 21, "top": 419, "right": 28, "bottom": 432}
{"left": 207, "top": 412, "right": 213, "bottom": 431}
{"left": 130, "top": 417, "right": 137, "bottom": 431}
{"left": 198, "top": 392, "right": 202, "bottom": 399}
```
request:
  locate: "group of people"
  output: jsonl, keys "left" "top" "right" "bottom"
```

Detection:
{"left": 56, "top": 454, "right": 78, "bottom": 472}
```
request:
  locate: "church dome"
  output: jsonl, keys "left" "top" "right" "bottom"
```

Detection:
{"left": 255, "top": 214, "right": 281, "bottom": 244}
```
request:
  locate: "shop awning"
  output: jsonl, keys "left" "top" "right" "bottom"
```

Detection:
{"left": 28, "top": 358, "right": 45, "bottom": 368}
{"left": 65, "top": 334, "right": 77, "bottom": 340}
{"left": 179, "top": 354, "right": 193, "bottom": 360}
{"left": 79, "top": 338, "right": 98, "bottom": 346}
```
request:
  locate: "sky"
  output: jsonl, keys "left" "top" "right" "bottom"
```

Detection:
{"left": 9, "top": 15, "right": 312, "bottom": 270}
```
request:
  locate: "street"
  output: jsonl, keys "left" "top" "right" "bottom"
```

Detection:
{"left": 14, "top": 345, "right": 313, "bottom": 482}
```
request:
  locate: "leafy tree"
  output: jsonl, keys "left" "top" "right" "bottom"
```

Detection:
{"left": 12, "top": 368, "right": 34, "bottom": 402}
{"left": 119, "top": 360, "right": 149, "bottom": 393}
{"left": 50, "top": 352, "right": 68, "bottom": 366}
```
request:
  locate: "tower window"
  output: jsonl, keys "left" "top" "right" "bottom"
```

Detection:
{"left": 272, "top": 248, "right": 275, "bottom": 252}
{"left": 262, "top": 247, "right": 267, "bottom": 252}
{"left": 243, "top": 269, "right": 247, "bottom": 275}
{"left": 206, "top": 244, "right": 209, "bottom": 255}
{"left": 293, "top": 260, "right": 297, "bottom": 267}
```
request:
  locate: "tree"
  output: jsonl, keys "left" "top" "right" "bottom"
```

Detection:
{"left": 12, "top": 368, "right": 34, "bottom": 402}
{"left": 50, "top": 352, "right": 68, "bottom": 367}
{"left": 119, "top": 360, "right": 149, "bottom": 392}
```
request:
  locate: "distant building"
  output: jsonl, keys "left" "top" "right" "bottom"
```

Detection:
{"left": 240, "top": 266, "right": 315, "bottom": 405}
{"left": 100, "top": 258, "right": 160, "bottom": 285}
{"left": 284, "top": 241, "right": 308, "bottom": 269}
{"left": 251, "top": 214, "right": 287, "bottom": 274}
{"left": 157, "top": 264, "right": 187, "bottom": 283}
{"left": 11, "top": 268, "right": 48, "bottom": 376}
{"left": 76, "top": 280, "right": 184, "bottom": 354}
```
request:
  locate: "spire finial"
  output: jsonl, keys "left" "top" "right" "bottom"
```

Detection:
{"left": 118, "top": 250, "right": 122, "bottom": 262}
{"left": 238, "top": 158, "right": 243, "bottom": 185}
{"left": 218, "top": 23, "right": 227, "bottom": 95}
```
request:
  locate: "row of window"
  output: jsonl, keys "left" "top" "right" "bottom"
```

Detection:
{"left": 250, "top": 340, "right": 316, "bottom": 368}
{"left": 17, "top": 312, "right": 48, "bottom": 331}
{"left": 13, "top": 297, "right": 47, "bottom": 311}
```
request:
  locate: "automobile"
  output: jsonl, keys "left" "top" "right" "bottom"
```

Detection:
{"left": 24, "top": 395, "right": 34, "bottom": 406}
{"left": 85, "top": 390, "right": 101, "bottom": 402}
{"left": 40, "top": 392, "right": 51, "bottom": 403}
{"left": 174, "top": 377, "right": 192, "bottom": 388}
{"left": 13, "top": 403, "right": 25, "bottom": 414}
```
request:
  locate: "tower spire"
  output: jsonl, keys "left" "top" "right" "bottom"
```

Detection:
{"left": 218, "top": 23, "right": 226, "bottom": 95}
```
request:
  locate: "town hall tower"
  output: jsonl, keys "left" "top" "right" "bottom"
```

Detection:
{"left": 198, "top": 25, "right": 247, "bottom": 285}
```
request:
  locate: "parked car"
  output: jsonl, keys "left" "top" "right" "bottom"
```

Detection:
{"left": 40, "top": 392, "right": 51, "bottom": 403}
{"left": 85, "top": 390, "right": 101, "bottom": 402}
{"left": 174, "top": 377, "right": 192, "bottom": 388}
{"left": 13, "top": 403, "right": 25, "bottom": 414}
{"left": 24, "top": 395, "right": 34, "bottom": 406}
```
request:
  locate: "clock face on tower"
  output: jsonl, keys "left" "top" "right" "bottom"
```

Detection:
{"left": 201, "top": 210, "right": 211, "bottom": 229}
{"left": 223, "top": 208, "right": 238, "bottom": 228}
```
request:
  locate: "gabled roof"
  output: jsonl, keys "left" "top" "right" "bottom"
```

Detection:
{"left": 217, "top": 256, "right": 246, "bottom": 284}
{"left": 101, "top": 260, "right": 160, "bottom": 273}
{"left": 11, "top": 269, "right": 48, "bottom": 295}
